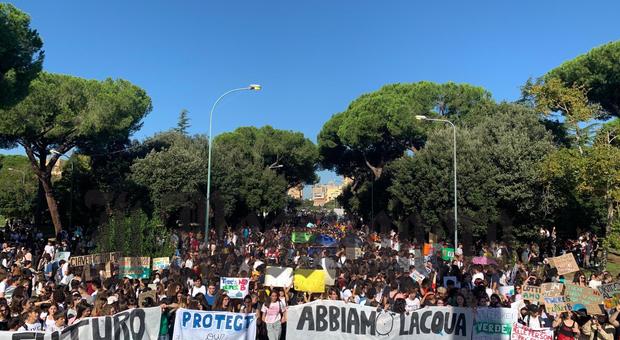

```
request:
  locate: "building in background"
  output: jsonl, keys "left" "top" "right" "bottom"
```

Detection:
{"left": 312, "top": 179, "right": 349, "bottom": 206}
{"left": 287, "top": 184, "right": 304, "bottom": 200}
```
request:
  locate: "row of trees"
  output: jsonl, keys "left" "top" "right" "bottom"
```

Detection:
{"left": 1, "top": 4, "right": 619, "bottom": 250}
{"left": 318, "top": 41, "right": 620, "bottom": 247}
{"left": 0, "top": 4, "right": 319, "bottom": 237}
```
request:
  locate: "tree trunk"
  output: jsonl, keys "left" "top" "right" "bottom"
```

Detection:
{"left": 40, "top": 175, "right": 63, "bottom": 236}
{"left": 606, "top": 199, "right": 615, "bottom": 237}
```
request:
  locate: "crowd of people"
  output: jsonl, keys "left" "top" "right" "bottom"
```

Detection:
{"left": 0, "top": 218, "right": 618, "bottom": 340}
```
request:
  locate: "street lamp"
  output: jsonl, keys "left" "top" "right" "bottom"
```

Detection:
{"left": 7, "top": 167, "right": 25, "bottom": 184}
{"left": 205, "top": 84, "right": 261, "bottom": 243}
{"left": 50, "top": 149, "right": 75, "bottom": 230}
{"left": 416, "top": 115, "right": 458, "bottom": 249}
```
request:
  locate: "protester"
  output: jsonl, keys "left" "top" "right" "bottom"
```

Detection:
{"left": 0, "top": 218, "right": 616, "bottom": 340}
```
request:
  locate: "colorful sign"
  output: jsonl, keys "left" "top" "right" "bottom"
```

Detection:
{"left": 220, "top": 277, "right": 250, "bottom": 299}
{"left": 293, "top": 269, "right": 325, "bottom": 293}
{"left": 597, "top": 282, "right": 620, "bottom": 309}
{"left": 292, "top": 232, "right": 313, "bottom": 243}
{"left": 441, "top": 248, "right": 455, "bottom": 261}
{"left": 152, "top": 257, "right": 170, "bottom": 271}
{"left": 118, "top": 257, "right": 151, "bottom": 279}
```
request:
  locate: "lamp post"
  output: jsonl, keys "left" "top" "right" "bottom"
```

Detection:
{"left": 7, "top": 168, "right": 25, "bottom": 184}
{"left": 50, "top": 150, "right": 75, "bottom": 230}
{"left": 415, "top": 115, "right": 458, "bottom": 248}
{"left": 205, "top": 84, "right": 261, "bottom": 244}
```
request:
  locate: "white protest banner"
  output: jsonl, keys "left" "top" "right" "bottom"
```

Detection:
{"left": 473, "top": 307, "right": 518, "bottom": 340}
{"left": 220, "top": 277, "right": 250, "bottom": 299}
{"left": 265, "top": 266, "right": 294, "bottom": 287}
{"left": 152, "top": 257, "right": 170, "bottom": 271}
{"left": 172, "top": 308, "right": 256, "bottom": 340}
{"left": 511, "top": 323, "right": 553, "bottom": 340}
{"left": 0, "top": 307, "right": 161, "bottom": 340}
{"left": 287, "top": 300, "right": 473, "bottom": 340}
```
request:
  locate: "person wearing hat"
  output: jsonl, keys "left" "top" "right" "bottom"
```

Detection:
{"left": 519, "top": 304, "right": 544, "bottom": 330}
{"left": 580, "top": 306, "right": 620, "bottom": 340}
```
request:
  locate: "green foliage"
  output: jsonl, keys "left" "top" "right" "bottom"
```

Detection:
{"left": 388, "top": 103, "right": 557, "bottom": 241}
{"left": 176, "top": 109, "right": 190, "bottom": 134}
{"left": 212, "top": 126, "right": 318, "bottom": 224}
{"left": 96, "top": 210, "right": 175, "bottom": 258}
{"left": 0, "top": 72, "right": 152, "bottom": 233}
{"left": 546, "top": 40, "right": 620, "bottom": 117}
{"left": 0, "top": 155, "right": 36, "bottom": 220}
{"left": 605, "top": 220, "right": 620, "bottom": 251}
{"left": 318, "top": 81, "right": 493, "bottom": 183}
{"left": 524, "top": 77, "right": 601, "bottom": 124}
{"left": 0, "top": 3, "right": 44, "bottom": 108}
{"left": 130, "top": 132, "right": 208, "bottom": 220}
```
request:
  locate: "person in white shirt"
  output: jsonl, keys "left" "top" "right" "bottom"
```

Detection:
{"left": 471, "top": 266, "right": 485, "bottom": 285}
{"left": 44, "top": 241, "right": 55, "bottom": 259}
{"left": 190, "top": 277, "right": 206, "bottom": 297}
{"left": 46, "top": 311, "right": 66, "bottom": 332}
{"left": 19, "top": 309, "right": 42, "bottom": 331}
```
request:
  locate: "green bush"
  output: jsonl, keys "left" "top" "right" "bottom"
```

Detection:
{"left": 96, "top": 210, "right": 175, "bottom": 258}
{"left": 605, "top": 220, "right": 620, "bottom": 252}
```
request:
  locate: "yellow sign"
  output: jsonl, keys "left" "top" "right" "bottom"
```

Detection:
{"left": 294, "top": 269, "right": 325, "bottom": 293}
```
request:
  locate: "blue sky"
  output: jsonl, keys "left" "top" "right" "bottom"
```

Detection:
{"left": 4, "top": 0, "right": 620, "bottom": 184}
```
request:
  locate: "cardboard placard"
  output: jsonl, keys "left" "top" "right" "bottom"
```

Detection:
{"left": 429, "top": 232, "right": 438, "bottom": 243}
{"left": 521, "top": 285, "right": 542, "bottom": 302}
{"left": 264, "top": 266, "right": 293, "bottom": 288}
{"left": 549, "top": 253, "right": 579, "bottom": 275}
{"left": 345, "top": 247, "right": 363, "bottom": 260}
{"left": 69, "top": 252, "right": 122, "bottom": 267}
{"left": 541, "top": 282, "right": 564, "bottom": 298}
{"left": 564, "top": 283, "right": 604, "bottom": 315}
{"left": 293, "top": 269, "right": 325, "bottom": 293}
{"left": 542, "top": 295, "right": 569, "bottom": 314}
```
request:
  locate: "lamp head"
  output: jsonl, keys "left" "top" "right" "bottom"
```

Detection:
{"left": 415, "top": 115, "right": 427, "bottom": 120}
{"left": 249, "top": 84, "right": 262, "bottom": 91}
